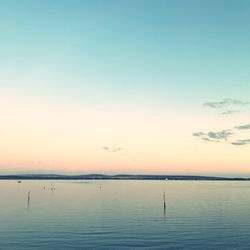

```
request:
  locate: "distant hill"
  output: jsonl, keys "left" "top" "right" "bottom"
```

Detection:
{"left": 0, "top": 174, "right": 249, "bottom": 181}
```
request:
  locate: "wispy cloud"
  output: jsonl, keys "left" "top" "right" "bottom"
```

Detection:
{"left": 204, "top": 98, "right": 250, "bottom": 109}
{"left": 193, "top": 132, "right": 205, "bottom": 137}
{"left": 193, "top": 129, "right": 233, "bottom": 142}
{"left": 201, "top": 137, "right": 219, "bottom": 143}
{"left": 207, "top": 130, "right": 233, "bottom": 140}
{"left": 194, "top": 98, "right": 250, "bottom": 146}
{"left": 102, "top": 146, "right": 109, "bottom": 150}
{"left": 101, "top": 146, "right": 123, "bottom": 152}
{"left": 221, "top": 110, "right": 240, "bottom": 115}
{"left": 194, "top": 126, "right": 250, "bottom": 146}
{"left": 235, "top": 124, "right": 250, "bottom": 130}
{"left": 112, "top": 147, "right": 123, "bottom": 152}
{"left": 231, "top": 139, "right": 250, "bottom": 146}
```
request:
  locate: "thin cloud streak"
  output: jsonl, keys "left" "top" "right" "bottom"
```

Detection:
{"left": 231, "top": 139, "right": 250, "bottom": 146}
{"left": 193, "top": 129, "right": 233, "bottom": 142}
{"left": 235, "top": 124, "right": 250, "bottom": 130}
{"left": 101, "top": 146, "right": 123, "bottom": 152}
{"left": 204, "top": 98, "right": 250, "bottom": 109}
{"left": 221, "top": 110, "right": 240, "bottom": 115}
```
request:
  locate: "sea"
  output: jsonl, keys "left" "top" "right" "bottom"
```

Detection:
{"left": 0, "top": 180, "right": 250, "bottom": 249}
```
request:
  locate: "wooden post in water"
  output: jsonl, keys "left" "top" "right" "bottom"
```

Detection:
{"left": 27, "top": 190, "right": 31, "bottom": 210}
{"left": 163, "top": 192, "right": 167, "bottom": 210}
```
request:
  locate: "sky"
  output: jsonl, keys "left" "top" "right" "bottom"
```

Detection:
{"left": 0, "top": 0, "right": 250, "bottom": 176}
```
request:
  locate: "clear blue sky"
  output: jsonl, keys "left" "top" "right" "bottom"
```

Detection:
{"left": 1, "top": 0, "right": 249, "bottom": 103}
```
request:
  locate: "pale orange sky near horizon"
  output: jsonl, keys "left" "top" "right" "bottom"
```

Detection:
{"left": 1, "top": 93, "right": 250, "bottom": 176}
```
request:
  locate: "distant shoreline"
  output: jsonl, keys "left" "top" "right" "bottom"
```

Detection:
{"left": 0, "top": 174, "right": 249, "bottom": 181}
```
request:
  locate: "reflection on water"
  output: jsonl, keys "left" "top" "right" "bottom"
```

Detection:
{"left": 0, "top": 180, "right": 250, "bottom": 249}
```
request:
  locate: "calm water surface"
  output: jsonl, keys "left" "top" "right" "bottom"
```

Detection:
{"left": 0, "top": 180, "right": 250, "bottom": 249}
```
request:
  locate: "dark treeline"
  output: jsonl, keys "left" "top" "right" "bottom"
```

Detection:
{"left": 0, "top": 174, "right": 249, "bottom": 181}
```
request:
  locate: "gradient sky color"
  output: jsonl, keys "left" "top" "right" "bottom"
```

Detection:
{"left": 1, "top": 0, "right": 250, "bottom": 175}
